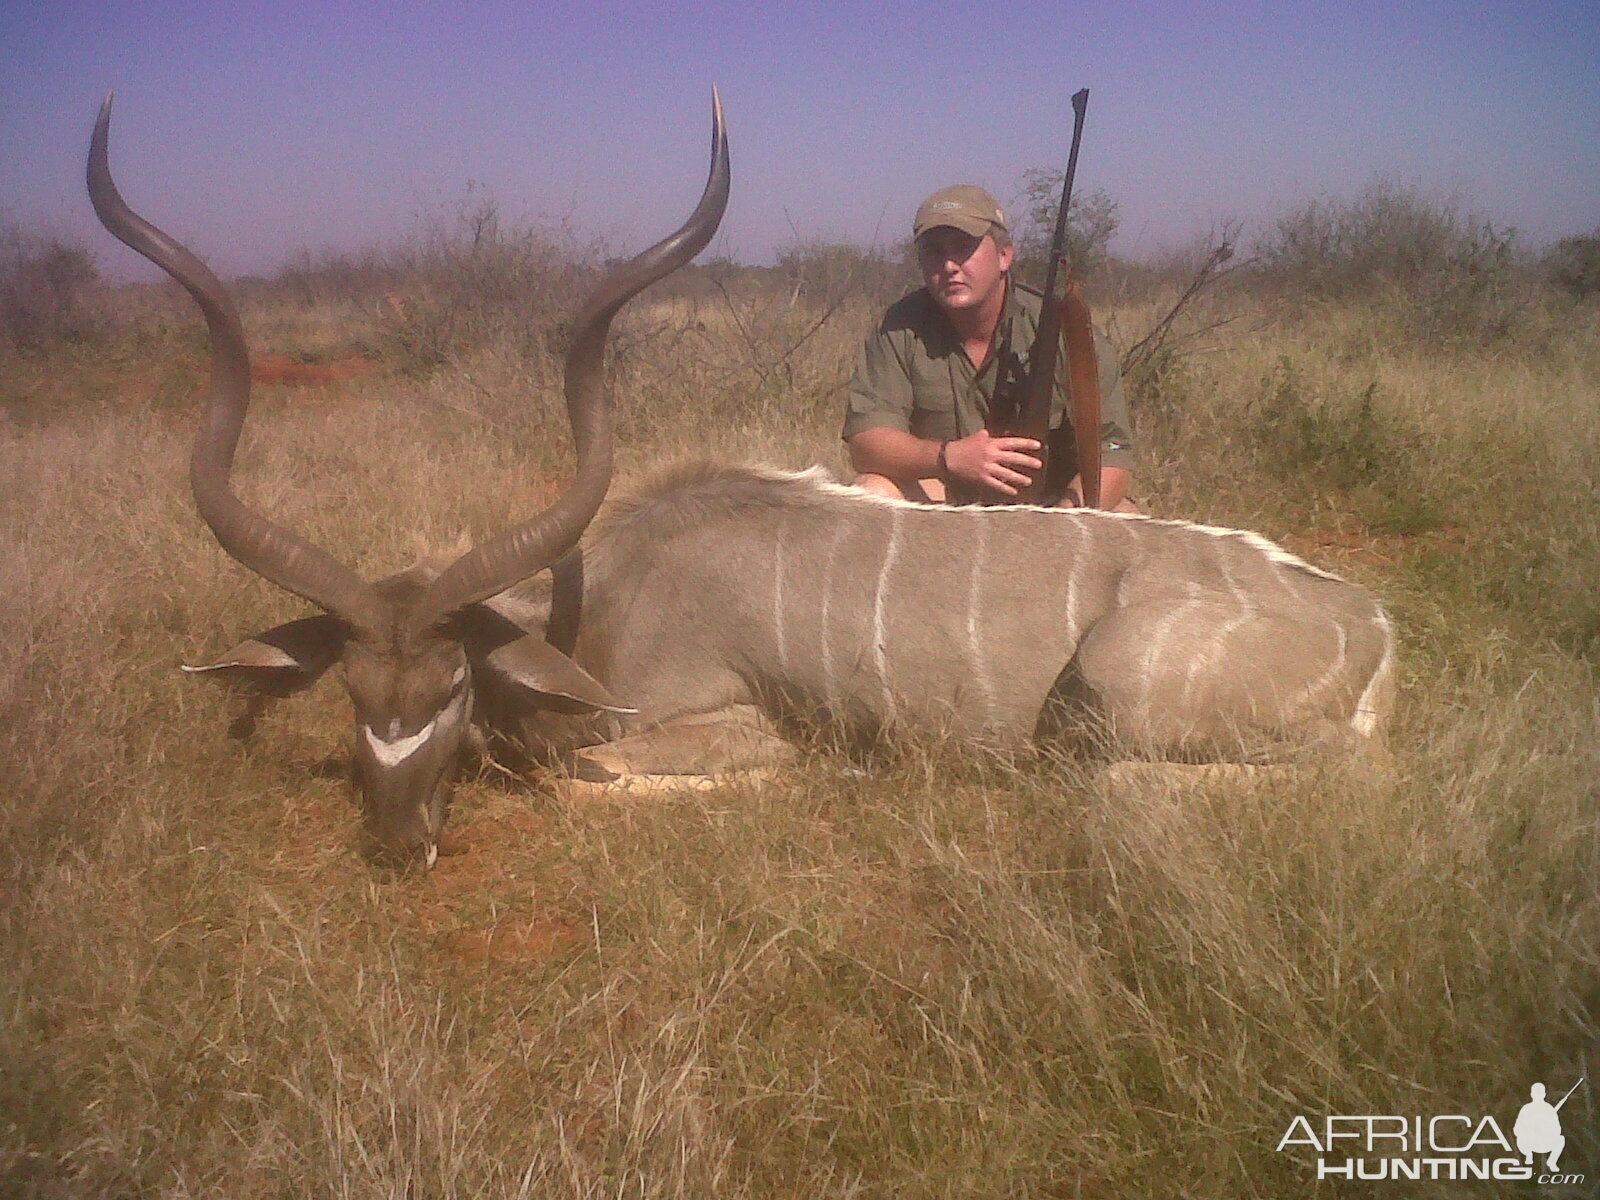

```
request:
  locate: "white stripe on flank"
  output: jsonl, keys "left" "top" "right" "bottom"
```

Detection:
{"left": 1061, "top": 571, "right": 1079, "bottom": 658}
{"left": 818, "top": 521, "right": 849, "bottom": 704}
{"left": 1138, "top": 583, "right": 1202, "bottom": 719}
{"left": 1178, "top": 611, "right": 1252, "bottom": 710}
{"left": 872, "top": 508, "right": 903, "bottom": 723}
{"left": 1111, "top": 521, "right": 1135, "bottom": 606}
{"left": 1297, "top": 621, "right": 1349, "bottom": 711}
{"left": 1216, "top": 542, "right": 1252, "bottom": 615}
{"left": 772, "top": 538, "right": 788, "bottom": 676}
{"left": 1350, "top": 609, "right": 1395, "bottom": 737}
{"left": 964, "top": 512, "right": 996, "bottom": 724}
{"left": 1060, "top": 524, "right": 1080, "bottom": 649}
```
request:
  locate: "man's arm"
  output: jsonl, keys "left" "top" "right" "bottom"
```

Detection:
{"left": 848, "top": 427, "right": 1045, "bottom": 497}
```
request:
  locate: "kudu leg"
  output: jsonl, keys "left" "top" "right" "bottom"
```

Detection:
{"left": 555, "top": 705, "right": 799, "bottom": 800}
{"left": 1048, "top": 599, "right": 1377, "bottom": 762}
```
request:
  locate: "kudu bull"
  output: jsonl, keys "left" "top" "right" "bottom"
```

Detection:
{"left": 90, "top": 92, "right": 1394, "bottom": 869}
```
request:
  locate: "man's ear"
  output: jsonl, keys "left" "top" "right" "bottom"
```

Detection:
{"left": 482, "top": 635, "right": 635, "bottom": 715}
{"left": 181, "top": 614, "right": 348, "bottom": 697}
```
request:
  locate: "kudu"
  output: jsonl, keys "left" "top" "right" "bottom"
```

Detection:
{"left": 91, "top": 93, "right": 1395, "bottom": 869}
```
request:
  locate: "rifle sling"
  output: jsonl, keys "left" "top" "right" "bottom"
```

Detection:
{"left": 1060, "top": 274, "right": 1102, "bottom": 508}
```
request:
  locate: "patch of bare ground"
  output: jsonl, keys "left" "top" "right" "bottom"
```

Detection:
{"left": 250, "top": 352, "right": 377, "bottom": 389}
{"left": 420, "top": 804, "right": 584, "bottom": 967}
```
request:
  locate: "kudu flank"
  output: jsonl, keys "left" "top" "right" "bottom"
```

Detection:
{"left": 88, "top": 91, "right": 730, "bottom": 866}
{"left": 90, "top": 92, "right": 1394, "bottom": 866}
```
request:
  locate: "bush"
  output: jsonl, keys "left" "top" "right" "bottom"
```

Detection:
{"left": 1012, "top": 172, "right": 1120, "bottom": 281}
{"left": 1544, "top": 230, "right": 1600, "bottom": 299}
{"left": 1245, "top": 358, "right": 1443, "bottom": 533}
{"left": 1253, "top": 181, "right": 1521, "bottom": 345}
{"left": 775, "top": 240, "right": 906, "bottom": 308}
{"left": 1116, "top": 229, "right": 1240, "bottom": 398}
{"left": 269, "top": 245, "right": 403, "bottom": 310}
{"left": 0, "top": 225, "right": 104, "bottom": 352}
{"left": 371, "top": 192, "right": 593, "bottom": 377}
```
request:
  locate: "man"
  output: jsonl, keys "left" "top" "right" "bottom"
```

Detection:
{"left": 1514, "top": 1082, "right": 1567, "bottom": 1172}
{"left": 844, "top": 185, "right": 1135, "bottom": 508}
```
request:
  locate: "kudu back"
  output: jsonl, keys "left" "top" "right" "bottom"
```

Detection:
{"left": 88, "top": 90, "right": 729, "bottom": 866}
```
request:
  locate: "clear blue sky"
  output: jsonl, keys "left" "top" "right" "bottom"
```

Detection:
{"left": 4, "top": 0, "right": 1597, "bottom": 278}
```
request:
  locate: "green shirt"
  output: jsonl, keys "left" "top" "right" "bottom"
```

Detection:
{"left": 842, "top": 280, "right": 1134, "bottom": 474}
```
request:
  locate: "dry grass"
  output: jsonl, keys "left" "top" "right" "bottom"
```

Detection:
{"left": 1, "top": 256, "right": 1596, "bottom": 1198}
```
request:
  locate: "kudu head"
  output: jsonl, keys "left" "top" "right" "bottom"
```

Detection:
{"left": 88, "top": 91, "right": 730, "bottom": 868}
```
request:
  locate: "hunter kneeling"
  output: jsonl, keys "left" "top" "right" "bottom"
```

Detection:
{"left": 845, "top": 184, "right": 1135, "bottom": 509}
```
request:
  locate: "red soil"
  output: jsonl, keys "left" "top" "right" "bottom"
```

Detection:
{"left": 250, "top": 353, "right": 376, "bottom": 388}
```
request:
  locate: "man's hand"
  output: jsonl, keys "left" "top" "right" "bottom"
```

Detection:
{"left": 941, "top": 431, "right": 1042, "bottom": 496}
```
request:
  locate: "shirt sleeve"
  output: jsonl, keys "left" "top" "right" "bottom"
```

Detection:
{"left": 841, "top": 320, "right": 915, "bottom": 441}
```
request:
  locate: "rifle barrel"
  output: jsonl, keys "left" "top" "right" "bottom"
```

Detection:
{"left": 1038, "top": 88, "right": 1090, "bottom": 310}
{"left": 1554, "top": 1077, "right": 1585, "bottom": 1110}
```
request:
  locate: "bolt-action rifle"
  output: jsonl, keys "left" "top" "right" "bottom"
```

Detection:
{"left": 983, "top": 87, "right": 1101, "bottom": 508}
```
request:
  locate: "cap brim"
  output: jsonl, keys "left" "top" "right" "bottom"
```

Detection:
{"left": 914, "top": 214, "right": 996, "bottom": 240}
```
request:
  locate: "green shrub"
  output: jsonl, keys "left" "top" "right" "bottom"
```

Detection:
{"left": 1245, "top": 358, "right": 1445, "bottom": 532}
{"left": 1254, "top": 181, "right": 1522, "bottom": 346}
{"left": 0, "top": 225, "right": 104, "bottom": 352}
{"left": 369, "top": 193, "right": 593, "bottom": 377}
{"left": 1544, "top": 230, "right": 1600, "bottom": 299}
{"left": 1012, "top": 173, "right": 1120, "bottom": 281}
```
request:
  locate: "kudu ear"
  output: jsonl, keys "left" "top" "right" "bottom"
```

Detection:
{"left": 181, "top": 614, "right": 348, "bottom": 697}
{"left": 482, "top": 635, "right": 636, "bottom": 715}
{"left": 449, "top": 571, "right": 626, "bottom": 714}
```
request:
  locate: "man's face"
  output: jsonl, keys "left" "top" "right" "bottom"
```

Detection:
{"left": 917, "top": 226, "right": 1014, "bottom": 316}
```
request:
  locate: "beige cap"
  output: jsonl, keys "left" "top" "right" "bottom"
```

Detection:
{"left": 913, "top": 185, "right": 1008, "bottom": 240}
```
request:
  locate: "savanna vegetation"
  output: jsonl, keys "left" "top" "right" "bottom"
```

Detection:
{"left": 1, "top": 181, "right": 1596, "bottom": 1198}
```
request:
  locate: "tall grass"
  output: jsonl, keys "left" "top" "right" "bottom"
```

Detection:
{"left": 1, "top": 218, "right": 1596, "bottom": 1197}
